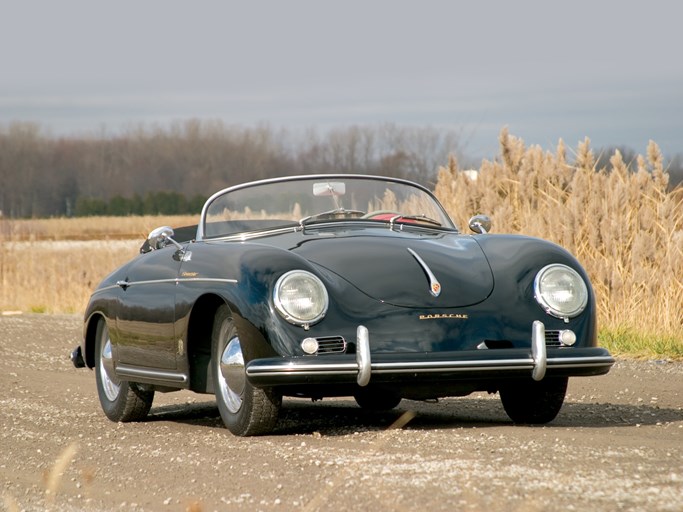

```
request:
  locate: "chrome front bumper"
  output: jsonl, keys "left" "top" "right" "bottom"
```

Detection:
{"left": 245, "top": 322, "right": 615, "bottom": 388}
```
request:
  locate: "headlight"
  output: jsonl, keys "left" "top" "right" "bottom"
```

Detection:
{"left": 534, "top": 264, "right": 588, "bottom": 321}
{"left": 274, "top": 270, "right": 329, "bottom": 327}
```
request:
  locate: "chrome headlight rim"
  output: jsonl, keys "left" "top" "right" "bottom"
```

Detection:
{"left": 273, "top": 270, "right": 329, "bottom": 327}
{"left": 534, "top": 263, "right": 589, "bottom": 320}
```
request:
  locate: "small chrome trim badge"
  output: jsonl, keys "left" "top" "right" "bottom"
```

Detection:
{"left": 419, "top": 313, "right": 468, "bottom": 320}
{"left": 407, "top": 248, "right": 441, "bottom": 297}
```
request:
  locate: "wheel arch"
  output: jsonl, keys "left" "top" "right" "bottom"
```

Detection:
{"left": 186, "top": 294, "right": 231, "bottom": 393}
{"left": 83, "top": 312, "right": 106, "bottom": 369}
{"left": 185, "top": 292, "right": 280, "bottom": 393}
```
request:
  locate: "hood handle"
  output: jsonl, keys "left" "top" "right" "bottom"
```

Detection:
{"left": 407, "top": 248, "right": 442, "bottom": 297}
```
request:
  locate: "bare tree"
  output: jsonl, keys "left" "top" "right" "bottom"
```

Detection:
{"left": 0, "top": 120, "right": 466, "bottom": 218}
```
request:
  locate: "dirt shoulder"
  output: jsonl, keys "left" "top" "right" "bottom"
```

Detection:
{"left": 1, "top": 314, "right": 681, "bottom": 512}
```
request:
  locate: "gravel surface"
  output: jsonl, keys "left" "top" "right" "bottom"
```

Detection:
{"left": 1, "top": 314, "right": 681, "bottom": 512}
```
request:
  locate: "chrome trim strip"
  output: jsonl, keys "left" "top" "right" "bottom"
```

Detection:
{"left": 118, "top": 278, "right": 177, "bottom": 287}
{"left": 179, "top": 278, "right": 238, "bottom": 285}
{"left": 247, "top": 359, "right": 535, "bottom": 376}
{"left": 371, "top": 364, "right": 533, "bottom": 374}
{"left": 248, "top": 363, "right": 359, "bottom": 374}
{"left": 205, "top": 221, "right": 454, "bottom": 243}
{"left": 374, "top": 356, "right": 615, "bottom": 371}
{"left": 246, "top": 355, "right": 614, "bottom": 378}
{"left": 247, "top": 370, "right": 358, "bottom": 379}
{"left": 371, "top": 359, "right": 534, "bottom": 371}
{"left": 115, "top": 364, "right": 188, "bottom": 383}
{"left": 546, "top": 356, "right": 615, "bottom": 367}
{"left": 531, "top": 320, "right": 547, "bottom": 381}
{"left": 91, "top": 284, "right": 121, "bottom": 295}
{"left": 117, "top": 277, "right": 238, "bottom": 288}
{"left": 407, "top": 247, "right": 442, "bottom": 297}
{"left": 356, "top": 326, "right": 371, "bottom": 386}
{"left": 210, "top": 226, "right": 300, "bottom": 242}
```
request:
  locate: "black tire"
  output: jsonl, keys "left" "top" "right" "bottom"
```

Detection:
{"left": 94, "top": 319, "right": 154, "bottom": 422}
{"left": 212, "top": 305, "right": 280, "bottom": 436}
{"left": 499, "top": 377, "right": 568, "bottom": 424}
{"left": 354, "top": 388, "right": 402, "bottom": 410}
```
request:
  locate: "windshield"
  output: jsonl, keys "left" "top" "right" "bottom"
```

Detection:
{"left": 199, "top": 175, "right": 455, "bottom": 239}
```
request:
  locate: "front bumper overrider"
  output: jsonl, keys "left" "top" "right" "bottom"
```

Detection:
{"left": 245, "top": 321, "right": 614, "bottom": 388}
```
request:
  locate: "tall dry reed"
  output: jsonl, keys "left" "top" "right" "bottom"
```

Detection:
{"left": 435, "top": 128, "right": 683, "bottom": 345}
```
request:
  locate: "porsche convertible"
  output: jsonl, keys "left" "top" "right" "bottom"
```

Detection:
{"left": 71, "top": 174, "right": 614, "bottom": 436}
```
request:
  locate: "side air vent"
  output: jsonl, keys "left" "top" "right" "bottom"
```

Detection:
{"left": 316, "top": 336, "right": 347, "bottom": 354}
{"left": 545, "top": 331, "right": 562, "bottom": 346}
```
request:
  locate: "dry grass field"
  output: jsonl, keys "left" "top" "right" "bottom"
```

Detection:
{"left": 1, "top": 132, "right": 681, "bottom": 357}
{"left": 0, "top": 215, "right": 198, "bottom": 314}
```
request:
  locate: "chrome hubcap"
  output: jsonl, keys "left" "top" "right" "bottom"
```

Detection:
{"left": 219, "top": 336, "right": 245, "bottom": 413}
{"left": 99, "top": 336, "right": 121, "bottom": 401}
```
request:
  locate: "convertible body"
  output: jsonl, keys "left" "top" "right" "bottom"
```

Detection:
{"left": 72, "top": 174, "right": 613, "bottom": 435}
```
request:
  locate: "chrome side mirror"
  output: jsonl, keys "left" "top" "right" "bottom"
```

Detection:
{"left": 147, "top": 226, "right": 183, "bottom": 251}
{"left": 468, "top": 215, "right": 492, "bottom": 234}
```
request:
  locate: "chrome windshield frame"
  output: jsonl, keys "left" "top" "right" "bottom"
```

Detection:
{"left": 195, "top": 174, "right": 456, "bottom": 241}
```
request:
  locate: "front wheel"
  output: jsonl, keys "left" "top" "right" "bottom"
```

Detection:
{"left": 212, "top": 305, "right": 280, "bottom": 436}
{"left": 95, "top": 319, "right": 154, "bottom": 422}
{"left": 499, "top": 377, "right": 568, "bottom": 424}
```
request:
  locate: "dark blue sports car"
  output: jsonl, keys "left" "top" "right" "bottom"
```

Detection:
{"left": 72, "top": 174, "right": 614, "bottom": 435}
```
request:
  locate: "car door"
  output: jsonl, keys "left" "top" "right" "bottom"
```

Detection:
{"left": 114, "top": 245, "right": 182, "bottom": 369}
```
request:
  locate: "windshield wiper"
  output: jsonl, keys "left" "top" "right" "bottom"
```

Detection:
{"left": 389, "top": 214, "right": 442, "bottom": 229}
{"left": 299, "top": 208, "right": 366, "bottom": 228}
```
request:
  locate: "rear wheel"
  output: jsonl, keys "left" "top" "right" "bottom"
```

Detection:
{"left": 95, "top": 319, "right": 154, "bottom": 422}
{"left": 499, "top": 377, "right": 568, "bottom": 424}
{"left": 212, "top": 305, "right": 280, "bottom": 436}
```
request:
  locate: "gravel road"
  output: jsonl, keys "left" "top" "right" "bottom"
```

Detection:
{"left": 1, "top": 314, "right": 681, "bottom": 512}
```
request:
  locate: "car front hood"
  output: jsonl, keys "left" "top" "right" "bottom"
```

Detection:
{"left": 292, "top": 232, "right": 494, "bottom": 308}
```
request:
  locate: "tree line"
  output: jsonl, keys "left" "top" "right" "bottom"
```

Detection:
{"left": 1, "top": 119, "right": 681, "bottom": 219}
{"left": 74, "top": 191, "right": 208, "bottom": 217}
{"left": 0, "top": 120, "right": 466, "bottom": 218}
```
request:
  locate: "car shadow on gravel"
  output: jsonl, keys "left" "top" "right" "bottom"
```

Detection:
{"left": 146, "top": 401, "right": 223, "bottom": 428}
{"left": 143, "top": 397, "right": 683, "bottom": 435}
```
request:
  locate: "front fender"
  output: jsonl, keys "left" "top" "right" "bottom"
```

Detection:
{"left": 472, "top": 234, "right": 597, "bottom": 346}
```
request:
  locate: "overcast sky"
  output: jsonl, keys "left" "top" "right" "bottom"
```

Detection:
{"left": 1, "top": 0, "right": 681, "bottom": 160}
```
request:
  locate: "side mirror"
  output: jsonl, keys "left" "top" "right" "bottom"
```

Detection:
{"left": 147, "top": 226, "right": 177, "bottom": 250}
{"left": 468, "top": 215, "right": 492, "bottom": 234}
